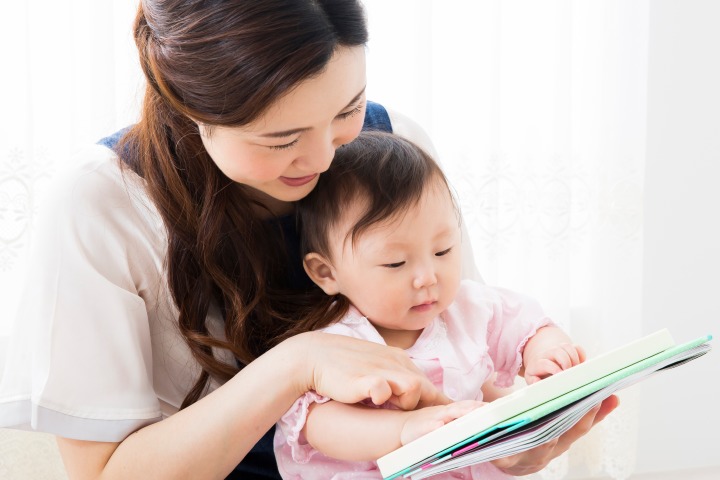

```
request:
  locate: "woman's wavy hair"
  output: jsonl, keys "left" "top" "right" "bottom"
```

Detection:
{"left": 117, "top": 0, "right": 368, "bottom": 408}
{"left": 286, "top": 131, "right": 459, "bottom": 338}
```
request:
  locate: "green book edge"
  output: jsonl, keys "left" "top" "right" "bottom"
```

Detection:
{"left": 507, "top": 334, "right": 711, "bottom": 425}
{"left": 383, "top": 334, "right": 712, "bottom": 480}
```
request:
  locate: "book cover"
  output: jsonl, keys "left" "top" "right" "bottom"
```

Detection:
{"left": 377, "top": 329, "right": 713, "bottom": 479}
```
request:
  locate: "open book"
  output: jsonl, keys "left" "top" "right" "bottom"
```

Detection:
{"left": 377, "top": 329, "right": 713, "bottom": 480}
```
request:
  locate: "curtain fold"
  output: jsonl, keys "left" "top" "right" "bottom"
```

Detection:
{"left": 0, "top": 1, "right": 141, "bottom": 336}
{"left": 365, "top": 1, "right": 649, "bottom": 479}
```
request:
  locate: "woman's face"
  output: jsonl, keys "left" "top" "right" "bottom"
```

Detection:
{"left": 199, "top": 46, "right": 367, "bottom": 205}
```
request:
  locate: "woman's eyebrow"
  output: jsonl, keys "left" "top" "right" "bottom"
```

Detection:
{"left": 259, "top": 86, "right": 366, "bottom": 139}
{"left": 260, "top": 126, "right": 311, "bottom": 139}
{"left": 342, "top": 86, "right": 366, "bottom": 110}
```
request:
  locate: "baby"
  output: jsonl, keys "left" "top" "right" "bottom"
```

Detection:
{"left": 274, "top": 131, "right": 584, "bottom": 479}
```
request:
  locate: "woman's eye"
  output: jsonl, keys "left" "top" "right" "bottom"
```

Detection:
{"left": 337, "top": 103, "right": 363, "bottom": 120}
{"left": 269, "top": 138, "right": 300, "bottom": 150}
{"left": 435, "top": 247, "right": 452, "bottom": 257}
{"left": 383, "top": 261, "right": 405, "bottom": 269}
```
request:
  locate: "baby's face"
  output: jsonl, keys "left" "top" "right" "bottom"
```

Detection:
{"left": 328, "top": 183, "right": 463, "bottom": 339}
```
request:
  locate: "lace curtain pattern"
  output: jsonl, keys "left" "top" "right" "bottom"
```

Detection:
{"left": 364, "top": 1, "right": 649, "bottom": 479}
{"left": 2, "top": 1, "right": 650, "bottom": 479}
{"left": 0, "top": 430, "right": 67, "bottom": 480}
{"left": 0, "top": 1, "right": 141, "bottom": 335}
{"left": 0, "top": 150, "right": 52, "bottom": 273}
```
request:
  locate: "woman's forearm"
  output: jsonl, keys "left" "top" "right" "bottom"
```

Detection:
{"left": 58, "top": 331, "right": 451, "bottom": 479}
{"left": 58, "top": 334, "right": 309, "bottom": 480}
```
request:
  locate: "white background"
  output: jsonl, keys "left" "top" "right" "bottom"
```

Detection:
{"left": 637, "top": 0, "right": 720, "bottom": 475}
{"left": 1, "top": 1, "right": 718, "bottom": 478}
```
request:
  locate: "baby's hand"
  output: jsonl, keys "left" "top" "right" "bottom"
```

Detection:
{"left": 400, "top": 400, "right": 485, "bottom": 445}
{"left": 523, "top": 343, "right": 586, "bottom": 385}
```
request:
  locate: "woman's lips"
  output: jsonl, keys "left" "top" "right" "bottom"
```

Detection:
{"left": 279, "top": 174, "right": 318, "bottom": 187}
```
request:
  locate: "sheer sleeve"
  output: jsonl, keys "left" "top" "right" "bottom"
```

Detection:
{"left": 275, "top": 392, "right": 331, "bottom": 464}
{"left": 0, "top": 147, "right": 166, "bottom": 441}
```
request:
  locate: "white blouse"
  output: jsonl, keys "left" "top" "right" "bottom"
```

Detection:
{"left": 0, "top": 111, "right": 481, "bottom": 442}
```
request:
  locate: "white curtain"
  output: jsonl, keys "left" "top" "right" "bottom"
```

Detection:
{"left": 364, "top": 1, "right": 648, "bottom": 479}
{"left": 0, "top": 3, "right": 140, "bottom": 478}
{"left": 0, "top": 1, "right": 142, "bottom": 336}
{"left": 1, "top": 1, "right": 649, "bottom": 479}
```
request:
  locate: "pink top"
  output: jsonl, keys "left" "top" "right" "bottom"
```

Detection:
{"left": 274, "top": 280, "right": 554, "bottom": 479}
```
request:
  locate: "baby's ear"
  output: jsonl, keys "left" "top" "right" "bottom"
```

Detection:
{"left": 303, "top": 252, "right": 340, "bottom": 295}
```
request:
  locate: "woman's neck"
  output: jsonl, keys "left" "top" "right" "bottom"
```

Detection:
{"left": 258, "top": 199, "right": 294, "bottom": 217}
{"left": 245, "top": 187, "right": 295, "bottom": 217}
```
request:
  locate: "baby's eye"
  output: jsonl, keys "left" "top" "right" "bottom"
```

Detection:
{"left": 383, "top": 261, "right": 406, "bottom": 269}
{"left": 435, "top": 247, "right": 452, "bottom": 257}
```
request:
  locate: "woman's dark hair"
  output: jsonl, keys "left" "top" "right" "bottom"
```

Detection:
{"left": 117, "top": 0, "right": 368, "bottom": 408}
{"left": 285, "top": 131, "right": 458, "bottom": 338}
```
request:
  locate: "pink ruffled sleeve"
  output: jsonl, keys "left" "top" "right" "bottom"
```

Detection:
{"left": 274, "top": 391, "right": 330, "bottom": 464}
{"left": 485, "top": 287, "right": 555, "bottom": 387}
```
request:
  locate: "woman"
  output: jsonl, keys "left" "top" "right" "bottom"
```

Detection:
{"left": 0, "top": 1, "right": 616, "bottom": 479}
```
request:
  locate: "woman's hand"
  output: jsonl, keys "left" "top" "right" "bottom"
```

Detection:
{"left": 291, "top": 331, "right": 451, "bottom": 410}
{"left": 491, "top": 395, "right": 620, "bottom": 476}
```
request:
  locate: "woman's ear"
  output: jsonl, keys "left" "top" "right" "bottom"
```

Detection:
{"left": 303, "top": 253, "right": 341, "bottom": 295}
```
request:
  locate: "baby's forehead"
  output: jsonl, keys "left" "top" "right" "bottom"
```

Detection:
{"left": 334, "top": 183, "right": 458, "bottom": 248}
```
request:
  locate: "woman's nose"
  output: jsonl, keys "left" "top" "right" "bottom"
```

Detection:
{"left": 295, "top": 119, "right": 362, "bottom": 172}
{"left": 314, "top": 139, "right": 335, "bottom": 172}
{"left": 294, "top": 137, "right": 334, "bottom": 173}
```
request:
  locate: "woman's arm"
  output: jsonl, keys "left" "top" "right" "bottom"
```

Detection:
{"left": 57, "top": 332, "right": 450, "bottom": 480}
{"left": 303, "top": 400, "right": 483, "bottom": 461}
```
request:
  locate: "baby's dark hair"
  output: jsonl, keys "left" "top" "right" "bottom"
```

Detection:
{"left": 298, "top": 131, "right": 458, "bottom": 261}
{"left": 279, "top": 131, "right": 458, "bottom": 339}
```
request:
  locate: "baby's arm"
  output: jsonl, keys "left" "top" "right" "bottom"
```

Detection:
{"left": 521, "top": 326, "right": 586, "bottom": 384}
{"left": 303, "top": 400, "right": 483, "bottom": 461}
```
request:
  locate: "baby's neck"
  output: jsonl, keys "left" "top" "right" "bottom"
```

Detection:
{"left": 374, "top": 326, "right": 423, "bottom": 350}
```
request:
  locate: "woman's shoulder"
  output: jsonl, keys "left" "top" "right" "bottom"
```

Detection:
{"left": 35, "top": 144, "right": 166, "bottom": 286}
{"left": 452, "top": 280, "right": 541, "bottom": 309}
{"left": 384, "top": 107, "right": 439, "bottom": 159}
{"left": 50, "top": 144, "right": 138, "bottom": 202}
{"left": 44, "top": 144, "right": 162, "bottom": 233}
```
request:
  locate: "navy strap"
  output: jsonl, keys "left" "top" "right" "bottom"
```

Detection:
{"left": 363, "top": 100, "right": 393, "bottom": 133}
{"left": 97, "top": 126, "right": 130, "bottom": 151}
